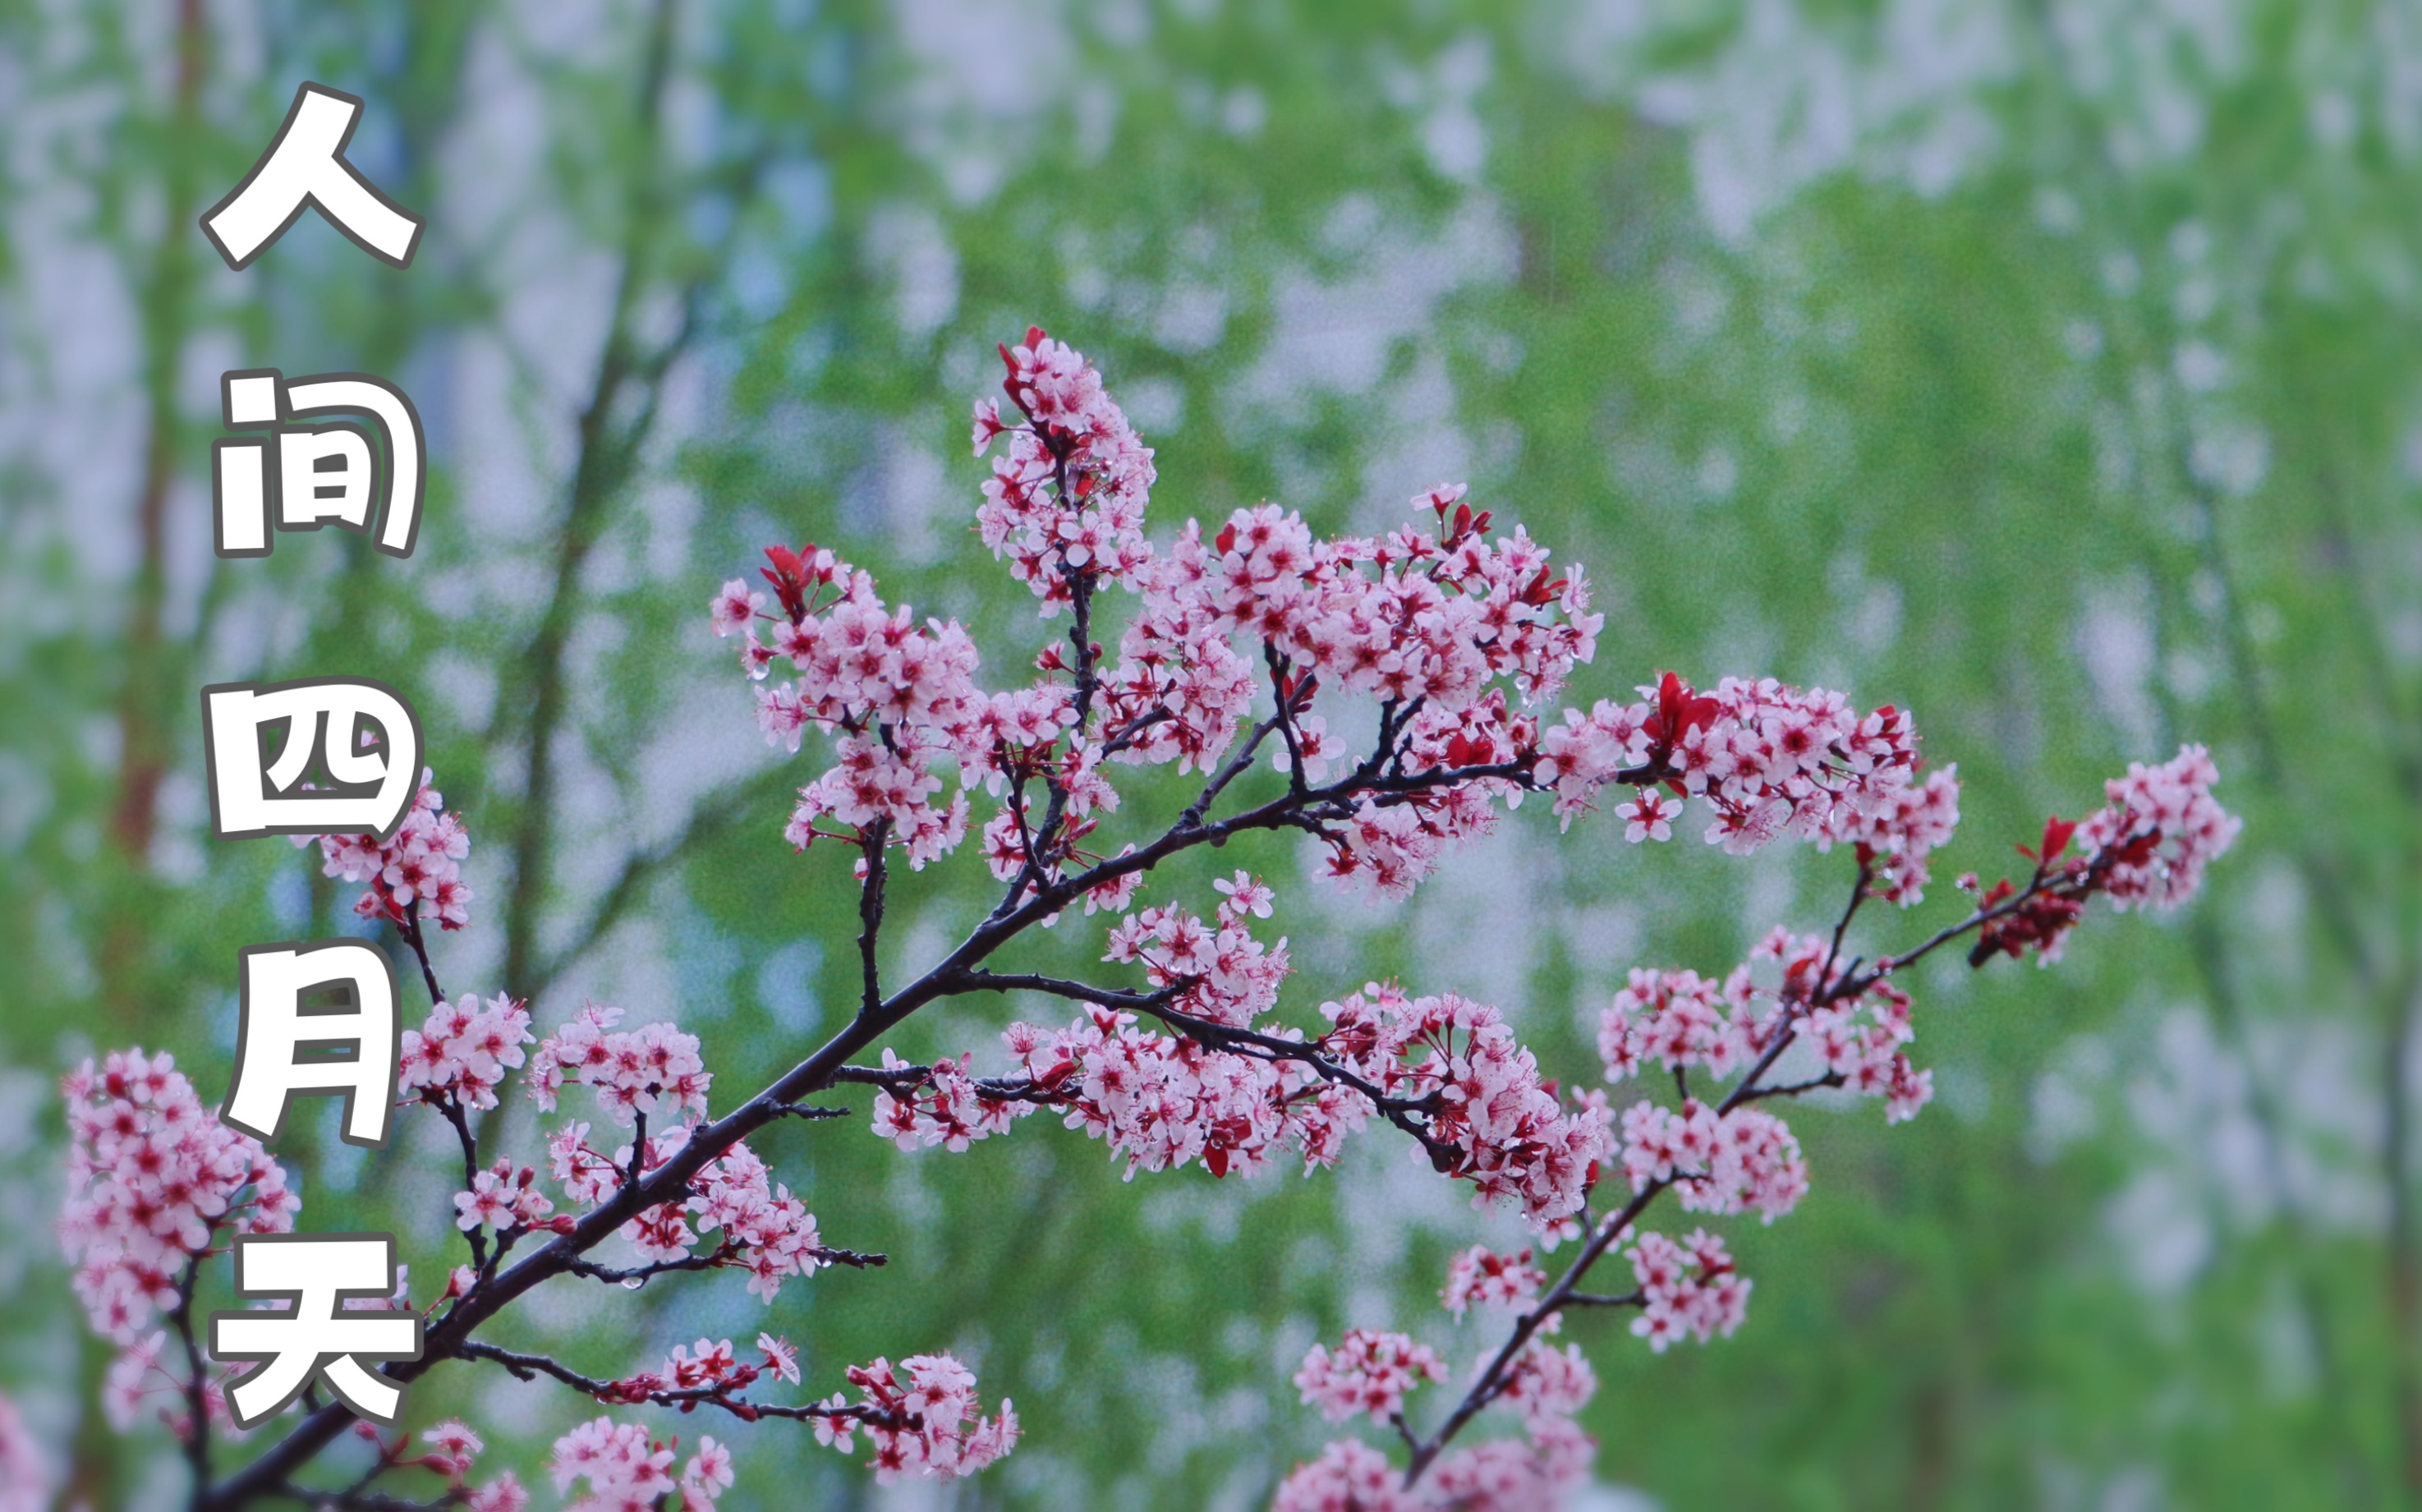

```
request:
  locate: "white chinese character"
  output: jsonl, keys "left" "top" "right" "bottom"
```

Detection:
{"left": 214, "top": 369, "right": 425, "bottom": 558}
{"left": 201, "top": 678, "right": 422, "bottom": 840}
{"left": 201, "top": 82, "right": 424, "bottom": 270}
{"left": 210, "top": 1234, "right": 421, "bottom": 1427}
{"left": 223, "top": 940, "right": 399, "bottom": 1147}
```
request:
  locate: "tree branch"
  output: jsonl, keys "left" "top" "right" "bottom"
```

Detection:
{"left": 203, "top": 748, "right": 1618, "bottom": 1507}
{"left": 855, "top": 821, "right": 890, "bottom": 1019}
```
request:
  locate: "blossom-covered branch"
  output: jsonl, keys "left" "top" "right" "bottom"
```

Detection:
{"left": 63, "top": 328, "right": 2234, "bottom": 1510}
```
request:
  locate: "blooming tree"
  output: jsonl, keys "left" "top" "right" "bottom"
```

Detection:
{"left": 62, "top": 329, "right": 2238, "bottom": 1509}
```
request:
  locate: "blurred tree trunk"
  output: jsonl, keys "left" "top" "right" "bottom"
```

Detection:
{"left": 2387, "top": 986, "right": 2422, "bottom": 1506}
{"left": 99, "top": 0, "right": 206, "bottom": 1027}
{"left": 498, "top": 0, "right": 681, "bottom": 1003}
{"left": 80, "top": 2, "right": 207, "bottom": 1505}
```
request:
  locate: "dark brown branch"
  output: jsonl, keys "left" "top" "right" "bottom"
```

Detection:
{"left": 564, "top": 1252, "right": 728, "bottom": 1285}
{"left": 856, "top": 820, "right": 891, "bottom": 1018}
{"left": 458, "top": 1341, "right": 904, "bottom": 1429}
{"left": 830, "top": 1060, "right": 1069, "bottom": 1108}
{"left": 947, "top": 969, "right": 1450, "bottom": 1135}
{"left": 272, "top": 1487, "right": 458, "bottom": 1512}
{"left": 432, "top": 1099, "right": 487, "bottom": 1271}
{"left": 393, "top": 905, "right": 445, "bottom": 1008}
{"left": 1564, "top": 1289, "right": 1647, "bottom": 1309}
{"left": 169, "top": 1262, "right": 211, "bottom": 1504}
{"left": 1735, "top": 1071, "right": 1846, "bottom": 1103}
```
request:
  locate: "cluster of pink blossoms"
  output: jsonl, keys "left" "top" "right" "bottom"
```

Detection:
{"left": 1002, "top": 1006, "right": 1336, "bottom": 1180}
{"left": 716, "top": 333, "right": 1611, "bottom": 915}
{"left": 887, "top": 972, "right": 1614, "bottom": 1222}
{"left": 502, "top": 1005, "right": 826, "bottom": 1295}
{"left": 868, "top": 876, "right": 1344, "bottom": 1181}
{"left": 577, "top": 1335, "right": 1017, "bottom": 1488}
{"left": 1124, "top": 487, "right": 1600, "bottom": 898}
{"left": 811, "top": 1355, "right": 1021, "bottom": 1483}
{"left": 599, "top": 1333, "right": 796, "bottom": 1405}
{"left": 870, "top": 1050, "right": 1026, "bottom": 1153}
{"left": 2080, "top": 742, "right": 2242, "bottom": 912}
{"left": 1441, "top": 1245, "right": 1544, "bottom": 1317}
{"left": 1093, "top": 545, "right": 1259, "bottom": 775}
{"left": 1102, "top": 872, "right": 1289, "bottom": 1027}
{"left": 301, "top": 770, "right": 473, "bottom": 929}
{"left": 61, "top": 1050, "right": 296, "bottom": 1346}
{"left": 1294, "top": 1330, "right": 1447, "bottom": 1423}
{"left": 1625, "top": 1229, "right": 1752, "bottom": 1352}
{"left": 1969, "top": 742, "right": 2243, "bottom": 964}
{"left": 1321, "top": 985, "right": 1615, "bottom": 1229}
{"left": 682, "top": 1142, "right": 830, "bottom": 1299}
{"left": 453, "top": 1158, "right": 558, "bottom": 1234}
{"left": 972, "top": 326, "right": 1157, "bottom": 609}
{"left": 401, "top": 992, "right": 534, "bottom": 1110}
{"left": 1536, "top": 672, "right": 1956, "bottom": 879}
{"left": 711, "top": 540, "right": 987, "bottom": 871}
{"left": 1617, "top": 1100, "right": 1808, "bottom": 1220}
{"left": 1282, "top": 1438, "right": 1556, "bottom": 1512}
{"left": 1176, "top": 488, "right": 1597, "bottom": 715}
{"left": 541, "top": 1120, "right": 832, "bottom": 1300}
{"left": 1602, "top": 926, "right": 1933, "bottom": 1124}
{"left": 528, "top": 1004, "right": 711, "bottom": 1128}
{"left": 548, "top": 1418, "right": 730, "bottom": 1511}
{"left": 1279, "top": 1259, "right": 1602, "bottom": 1511}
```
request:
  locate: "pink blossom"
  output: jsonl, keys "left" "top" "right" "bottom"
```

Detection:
{"left": 401, "top": 993, "right": 533, "bottom": 1110}
{"left": 1440, "top": 1245, "right": 1544, "bottom": 1317}
{"left": 1101, "top": 885, "right": 1292, "bottom": 1027}
{"left": 297, "top": 770, "right": 475, "bottom": 930}
{"left": 1536, "top": 673, "right": 1933, "bottom": 871}
{"left": 680, "top": 1436, "right": 734, "bottom": 1508}
{"left": 548, "top": 1417, "right": 674, "bottom": 1510}
{"left": 870, "top": 1050, "right": 1032, "bottom": 1155}
{"left": 528, "top": 1005, "right": 711, "bottom": 1128}
{"left": 812, "top": 1353, "right": 1018, "bottom": 1483}
{"left": 1627, "top": 1229, "right": 1753, "bottom": 1351}
{"left": 60, "top": 1050, "right": 296, "bottom": 1349}
{"left": 1422, "top": 1417, "right": 1597, "bottom": 1511}
{"left": 1602, "top": 930, "right": 1933, "bottom": 1129}
{"left": 1615, "top": 1100, "right": 1806, "bottom": 1222}
{"left": 1495, "top": 1339, "right": 1597, "bottom": 1427}
{"left": 542, "top": 1122, "right": 834, "bottom": 1303}
{"left": 420, "top": 1418, "right": 483, "bottom": 1476}
{"left": 1320, "top": 986, "right": 1614, "bottom": 1228}
{"left": 707, "top": 577, "right": 763, "bottom": 637}
{"left": 466, "top": 1477, "right": 531, "bottom": 1512}
{"left": 1294, "top": 1330, "right": 1447, "bottom": 1424}
{"left": 1002, "top": 1006, "right": 1307, "bottom": 1179}
{"left": 1271, "top": 1438, "right": 1422, "bottom": 1512}
{"left": 975, "top": 328, "right": 1156, "bottom": 613}
{"left": 758, "top": 1332, "right": 801, "bottom": 1386}
{"left": 453, "top": 1160, "right": 556, "bottom": 1234}
{"left": 2077, "top": 743, "right": 2241, "bottom": 912}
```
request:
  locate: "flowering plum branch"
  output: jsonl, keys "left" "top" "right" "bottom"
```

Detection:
{"left": 64, "top": 328, "right": 2236, "bottom": 1510}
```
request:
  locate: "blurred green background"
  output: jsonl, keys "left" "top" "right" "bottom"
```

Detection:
{"left": 2, "top": 0, "right": 2416, "bottom": 1507}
